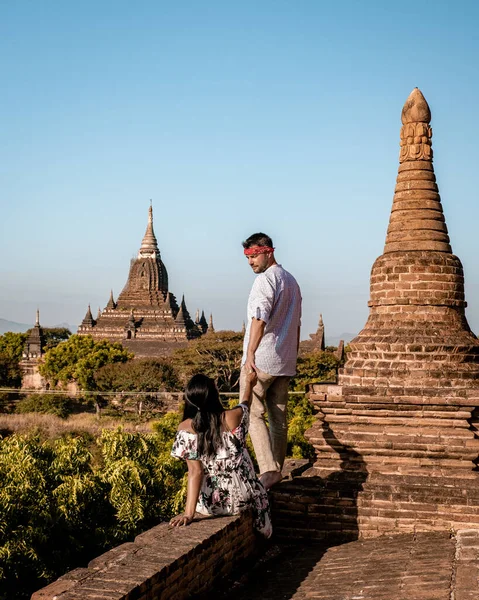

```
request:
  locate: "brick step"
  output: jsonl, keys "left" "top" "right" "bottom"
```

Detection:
{"left": 311, "top": 446, "right": 477, "bottom": 462}
{"left": 309, "top": 422, "right": 478, "bottom": 437}
{"left": 310, "top": 433, "right": 478, "bottom": 447}
{"left": 320, "top": 407, "right": 473, "bottom": 419}
{"left": 310, "top": 393, "right": 479, "bottom": 405}
{"left": 322, "top": 415, "right": 471, "bottom": 427}
{"left": 311, "top": 450, "right": 477, "bottom": 466}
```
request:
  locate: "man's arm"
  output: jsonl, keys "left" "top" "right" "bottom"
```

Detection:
{"left": 244, "top": 317, "right": 266, "bottom": 372}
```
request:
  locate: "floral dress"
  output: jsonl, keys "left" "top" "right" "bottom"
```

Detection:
{"left": 171, "top": 404, "right": 272, "bottom": 538}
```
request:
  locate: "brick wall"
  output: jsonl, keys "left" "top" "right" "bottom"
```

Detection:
{"left": 32, "top": 511, "right": 258, "bottom": 600}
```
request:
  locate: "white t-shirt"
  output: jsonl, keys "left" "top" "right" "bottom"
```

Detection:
{"left": 242, "top": 264, "right": 302, "bottom": 376}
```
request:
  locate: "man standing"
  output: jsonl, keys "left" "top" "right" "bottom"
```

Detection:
{"left": 241, "top": 232, "right": 302, "bottom": 490}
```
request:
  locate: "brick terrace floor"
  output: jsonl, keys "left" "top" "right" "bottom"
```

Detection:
{"left": 219, "top": 530, "right": 479, "bottom": 600}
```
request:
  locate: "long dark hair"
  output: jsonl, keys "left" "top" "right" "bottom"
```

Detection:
{"left": 182, "top": 374, "right": 225, "bottom": 457}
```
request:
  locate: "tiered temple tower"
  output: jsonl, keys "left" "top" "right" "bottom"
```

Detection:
{"left": 78, "top": 205, "right": 208, "bottom": 356}
{"left": 20, "top": 310, "right": 46, "bottom": 389}
{"left": 274, "top": 89, "right": 479, "bottom": 541}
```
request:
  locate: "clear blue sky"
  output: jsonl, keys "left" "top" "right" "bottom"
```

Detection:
{"left": 1, "top": 0, "right": 479, "bottom": 342}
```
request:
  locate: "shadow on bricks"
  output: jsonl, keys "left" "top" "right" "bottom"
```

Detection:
{"left": 270, "top": 420, "right": 368, "bottom": 544}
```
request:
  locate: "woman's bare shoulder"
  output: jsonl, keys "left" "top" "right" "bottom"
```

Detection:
{"left": 224, "top": 406, "right": 244, "bottom": 429}
{"left": 177, "top": 419, "right": 195, "bottom": 433}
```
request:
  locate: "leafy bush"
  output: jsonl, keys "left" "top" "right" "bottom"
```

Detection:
{"left": 171, "top": 331, "right": 243, "bottom": 391}
{"left": 0, "top": 412, "right": 185, "bottom": 600}
{"left": 15, "top": 394, "right": 78, "bottom": 419}
{"left": 291, "top": 350, "right": 340, "bottom": 391}
{"left": 287, "top": 394, "right": 315, "bottom": 459}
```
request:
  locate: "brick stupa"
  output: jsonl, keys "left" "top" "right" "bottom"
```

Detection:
{"left": 78, "top": 205, "right": 205, "bottom": 356}
{"left": 273, "top": 89, "right": 479, "bottom": 541}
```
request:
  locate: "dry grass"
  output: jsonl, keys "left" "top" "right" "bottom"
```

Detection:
{"left": 0, "top": 412, "right": 156, "bottom": 438}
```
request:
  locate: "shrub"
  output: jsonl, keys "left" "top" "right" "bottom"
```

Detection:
{"left": 0, "top": 410, "right": 186, "bottom": 600}
{"left": 15, "top": 394, "right": 77, "bottom": 419}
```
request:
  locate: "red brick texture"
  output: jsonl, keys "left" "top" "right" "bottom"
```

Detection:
{"left": 223, "top": 530, "right": 479, "bottom": 600}
{"left": 271, "top": 89, "right": 479, "bottom": 542}
{"left": 31, "top": 512, "right": 257, "bottom": 600}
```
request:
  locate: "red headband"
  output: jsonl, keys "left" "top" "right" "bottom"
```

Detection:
{"left": 244, "top": 246, "right": 275, "bottom": 256}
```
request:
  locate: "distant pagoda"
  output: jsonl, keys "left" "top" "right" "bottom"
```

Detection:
{"left": 20, "top": 310, "right": 46, "bottom": 389}
{"left": 78, "top": 204, "right": 208, "bottom": 356}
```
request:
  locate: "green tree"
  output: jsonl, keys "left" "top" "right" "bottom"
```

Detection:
{"left": 94, "top": 359, "right": 180, "bottom": 417}
{"left": 0, "top": 332, "right": 28, "bottom": 388}
{"left": 0, "top": 413, "right": 186, "bottom": 600}
{"left": 39, "top": 335, "right": 132, "bottom": 390}
{"left": 15, "top": 394, "right": 77, "bottom": 419}
{"left": 171, "top": 331, "right": 243, "bottom": 391}
{"left": 291, "top": 350, "right": 340, "bottom": 391}
{"left": 41, "top": 327, "right": 71, "bottom": 351}
{"left": 0, "top": 332, "right": 28, "bottom": 363}
{"left": 39, "top": 335, "right": 132, "bottom": 415}
{"left": 0, "top": 354, "right": 22, "bottom": 387}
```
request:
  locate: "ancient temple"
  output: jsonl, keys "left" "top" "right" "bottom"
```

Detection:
{"left": 20, "top": 310, "right": 46, "bottom": 389}
{"left": 78, "top": 205, "right": 208, "bottom": 356}
{"left": 300, "top": 313, "right": 326, "bottom": 354}
{"left": 273, "top": 89, "right": 479, "bottom": 541}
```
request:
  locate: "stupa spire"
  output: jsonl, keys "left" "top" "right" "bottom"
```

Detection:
{"left": 35, "top": 309, "right": 40, "bottom": 327}
{"left": 138, "top": 202, "right": 160, "bottom": 259}
{"left": 106, "top": 290, "right": 116, "bottom": 310}
{"left": 199, "top": 310, "right": 208, "bottom": 333}
{"left": 175, "top": 302, "right": 186, "bottom": 326}
{"left": 81, "top": 304, "right": 94, "bottom": 327}
{"left": 384, "top": 88, "right": 451, "bottom": 254}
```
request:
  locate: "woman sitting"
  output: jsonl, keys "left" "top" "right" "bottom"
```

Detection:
{"left": 169, "top": 371, "right": 272, "bottom": 537}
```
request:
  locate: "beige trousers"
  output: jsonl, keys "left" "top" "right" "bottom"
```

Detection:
{"left": 240, "top": 366, "right": 290, "bottom": 475}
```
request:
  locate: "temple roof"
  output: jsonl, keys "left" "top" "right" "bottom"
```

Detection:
{"left": 116, "top": 204, "right": 169, "bottom": 306}
{"left": 81, "top": 305, "right": 95, "bottom": 327}
{"left": 138, "top": 203, "right": 160, "bottom": 259}
{"left": 384, "top": 88, "right": 451, "bottom": 254}
{"left": 106, "top": 290, "right": 116, "bottom": 309}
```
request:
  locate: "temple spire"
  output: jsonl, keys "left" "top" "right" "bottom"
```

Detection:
{"left": 199, "top": 310, "right": 208, "bottom": 333}
{"left": 384, "top": 88, "right": 451, "bottom": 254}
{"left": 209, "top": 314, "right": 215, "bottom": 333}
{"left": 138, "top": 202, "right": 160, "bottom": 259}
{"left": 81, "top": 304, "right": 94, "bottom": 327}
{"left": 35, "top": 309, "right": 40, "bottom": 327}
{"left": 175, "top": 302, "right": 186, "bottom": 326}
{"left": 106, "top": 290, "right": 116, "bottom": 310}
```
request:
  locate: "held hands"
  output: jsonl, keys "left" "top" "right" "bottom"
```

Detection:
{"left": 169, "top": 513, "right": 194, "bottom": 528}
{"left": 245, "top": 368, "right": 258, "bottom": 387}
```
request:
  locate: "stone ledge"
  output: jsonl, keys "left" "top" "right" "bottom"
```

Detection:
{"left": 32, "top": 511, "right": 258, "bottom": 600}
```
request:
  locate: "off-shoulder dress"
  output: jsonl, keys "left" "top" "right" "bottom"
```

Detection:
{"left": 171, "top": 403, "right": 272, "bottom": 538}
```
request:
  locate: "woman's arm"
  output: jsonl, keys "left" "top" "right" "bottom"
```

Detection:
{"left": 169, "top": 459, "right": 203, "bottom": 527}
{"left": 239, "top": 369, "right": 257, "bottom": 409}
{"left": 224, "top": 370, "right": 258, "bottom": 430}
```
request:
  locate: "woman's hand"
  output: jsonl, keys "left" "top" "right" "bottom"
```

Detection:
{"left": 245, "top": 368, "right": 258, "bottom": 387}
{"left": 169, "top": 513, "right": 194, "bottom": 527}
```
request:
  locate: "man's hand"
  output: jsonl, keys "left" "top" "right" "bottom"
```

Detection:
{"left": 244, "top": 318, "right": 266, "bottom": 374}
{"left": 244, "top": 355, "right": 257, "bottom": 374}
{"left": 169, "top": 513, "right": 194, "bottom": 527}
